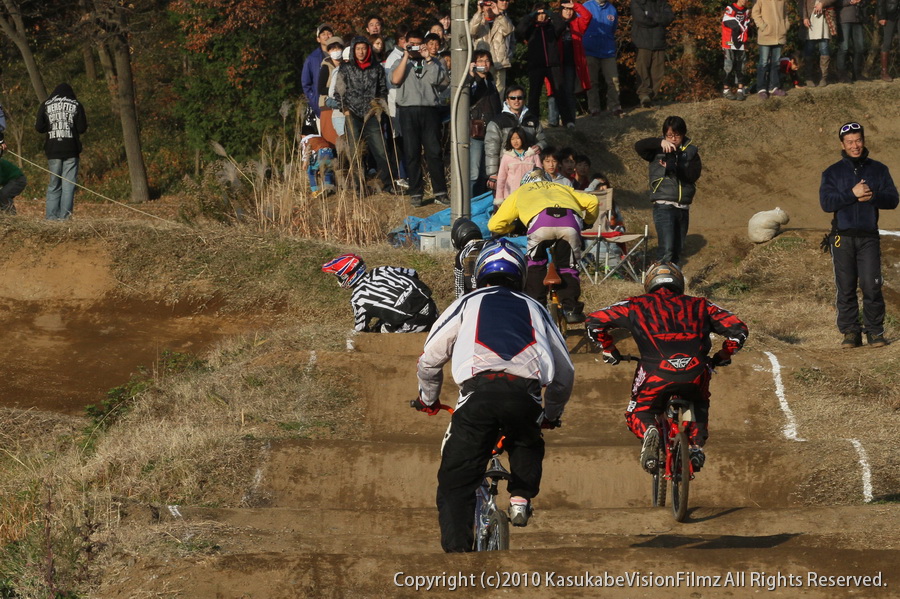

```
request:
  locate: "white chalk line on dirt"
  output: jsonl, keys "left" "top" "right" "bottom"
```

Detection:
{"left": 847, "top": 439, "right": 874, "bottom": 503}
{"left": 765, "top": 351, "right": 875, "bottom": 502}
{"left": 878, "top": 229, "right": 900, "bottom": 237}
{"left": 242, "top": 441, "right": 271, "bottom": 506}
{"left": 763, "top": 351, "right": 806, "bottom": 442}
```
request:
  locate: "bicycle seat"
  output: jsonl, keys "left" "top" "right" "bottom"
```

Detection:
{"left": 543, "top": 263, "right": 562, "bottom": 286}
{"left": 485, "top": 456, "right": 511, "bottom": 480}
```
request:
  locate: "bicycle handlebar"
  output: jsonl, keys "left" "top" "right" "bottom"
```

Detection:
{"left": 608, "top": 354, "right": 724, "bottom": 369}
{"left": 409, "top": 399, "right": 454, "bottom": 414}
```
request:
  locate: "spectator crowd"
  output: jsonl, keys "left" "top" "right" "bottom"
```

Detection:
{"left": 299, "top": 1, "right": 898, "bottom": 204}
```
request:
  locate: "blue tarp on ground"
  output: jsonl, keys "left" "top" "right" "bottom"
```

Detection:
{"left": 389, "top": 192, "right": 527, "bottom": 251}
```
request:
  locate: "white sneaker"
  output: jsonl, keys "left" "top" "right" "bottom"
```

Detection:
{"left": 640, "top": 426, "right": 660, "bottom": 472}
{"left": 509, "top": 497, "right": 532, "bottom": 527}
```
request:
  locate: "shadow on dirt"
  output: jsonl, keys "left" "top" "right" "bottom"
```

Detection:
{"left": 632, "top": 532, "right": 800, "bottom": 550}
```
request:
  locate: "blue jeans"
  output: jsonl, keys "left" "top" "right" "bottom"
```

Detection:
{"left": 757, "top": 45, "right": 782, "bottom": 92}
{"left": 347, "top": 113, "right": 394, "bottom": 190}
{"left": 46, "top": 157, "right": 79, "bottom": 220}
{"left": 653, "top": 203, "right": 690, "bottom": 264}
{"left": 838, "top": 23, "right": 866, "bottom": 76}
{"left": 469, "top": 138, "right": 485, "bottom": 198}
{"left": 804, "top": 38, "right": 830, "bottom": 58}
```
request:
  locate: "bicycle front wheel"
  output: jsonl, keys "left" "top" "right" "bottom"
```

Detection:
{"left": 485, "top": 510, "right": 510, "bottom": 550}
{"left": 671, "top": 431, "right": 691, "bottom": 522}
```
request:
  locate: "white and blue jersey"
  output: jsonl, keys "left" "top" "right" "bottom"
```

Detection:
{"left": 416, "top": 286, "right": 574, "bottom": 421}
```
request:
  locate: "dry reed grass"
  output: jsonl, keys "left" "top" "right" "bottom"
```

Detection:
{"left": 202, "top": 101, "right": 409, "bottom": 247}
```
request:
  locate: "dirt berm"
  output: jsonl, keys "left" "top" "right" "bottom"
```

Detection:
{"left": 2, "top": 82, "right": 899, "bottom": 598}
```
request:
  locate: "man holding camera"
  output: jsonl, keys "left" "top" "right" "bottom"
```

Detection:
{"left": 516, "top": 2, "right": 567, "bottom": 122}
{"left": 470, "top": 0, "right": 516, "bottom": 96}
{"left": 390, "top": 30, "right": 451, "bottom": 207}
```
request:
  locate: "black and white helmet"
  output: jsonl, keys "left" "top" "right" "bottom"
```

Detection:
{"left": 520, "top": 168, "right": 552, "bottom": 185}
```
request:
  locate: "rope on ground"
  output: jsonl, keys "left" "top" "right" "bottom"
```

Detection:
{"left": 6, "top": 149, "right": 179, "bottom": 225}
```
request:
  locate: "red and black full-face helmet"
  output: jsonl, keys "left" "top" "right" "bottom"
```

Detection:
{"left": 322, "top": 253, "right": 366, "bottom": 288}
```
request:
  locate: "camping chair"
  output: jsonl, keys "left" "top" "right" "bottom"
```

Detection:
{"left": 580, "top": 188, "right": 649, "bottom": 284}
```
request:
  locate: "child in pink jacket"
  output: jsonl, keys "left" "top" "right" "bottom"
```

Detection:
{"left": 494, "top": 127, "right": 542, "bottom": 206}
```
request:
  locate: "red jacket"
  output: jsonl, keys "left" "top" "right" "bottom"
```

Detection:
{"left": 586, "top": 288, "right": 748, "bottom": 382}
{"left": 546, "top": 2, "right": 593, "bottom": 95}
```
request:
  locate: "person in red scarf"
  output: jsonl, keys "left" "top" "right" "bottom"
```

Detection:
{"left": 333, "top": 36, "right": 397, "bottom": 193}
{"left": 547, "top": 1, "right": 593, "bottom": 128}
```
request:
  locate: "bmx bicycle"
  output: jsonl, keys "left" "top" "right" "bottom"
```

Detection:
{"left": 619, "top": 355, "right": 700, "bottom": 522}
{"left": 409, "top": 401, "right": 513, "bottom": 550}
{"left": 544, "top": 247, "right": 567, "bottom": 336}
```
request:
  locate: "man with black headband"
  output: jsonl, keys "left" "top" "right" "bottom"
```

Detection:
{"left": 820, "top": 122, "right": 898, "bottom": 348}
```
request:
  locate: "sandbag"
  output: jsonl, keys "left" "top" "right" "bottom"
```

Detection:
{"left": 748, "top": 207, "right": 790, "bottom": 243}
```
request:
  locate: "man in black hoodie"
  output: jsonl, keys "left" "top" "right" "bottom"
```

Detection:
{"left": 334, "top": 36, "right": 397, "bottom": 195}
{"left": 35, "top": 83, "right": 88, "bottom": 220}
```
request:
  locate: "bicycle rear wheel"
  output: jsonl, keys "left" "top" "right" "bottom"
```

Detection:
{"left": 485, "top": 510, "right": 510, "bottom": 550}
{"left": 651, "top": 441, "right": 666, "bottom": 507}
{"left": 548, "top": 302, "right": 567, "bottom": 336}
{"left": 671, "top": 431, "right": 691, "bottom": 522}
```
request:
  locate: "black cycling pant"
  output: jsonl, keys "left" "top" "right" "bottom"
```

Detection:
{"left": 830, "top": 233, "right": 884, "bottom": 335}
{"left": 436, "top": 373, "right": 544, "bottom": 553}
{"left": 524, "top": 239, "right": 581, "bottom": 311}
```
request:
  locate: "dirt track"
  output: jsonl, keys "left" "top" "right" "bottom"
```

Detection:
{"left": 5, "top": 83, "right": 900, "bottom": 597}
{"left": 91, "top": 333, "right": 898, "bottom": 598}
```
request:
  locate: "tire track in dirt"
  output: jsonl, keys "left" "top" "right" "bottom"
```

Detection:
{"left": 96, "top": 332, "right": 900, "bottom": 598}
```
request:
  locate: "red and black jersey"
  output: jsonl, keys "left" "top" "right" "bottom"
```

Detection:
{"left": 586, "top": 288, "right": 748, "bottom": 381}
{"left": 721, "top": 3, "right": 750, "bottom": 51}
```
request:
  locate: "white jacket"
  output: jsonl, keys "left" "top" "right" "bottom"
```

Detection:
{"left": 416, "top": 286, "right": 574, "bottom": 420}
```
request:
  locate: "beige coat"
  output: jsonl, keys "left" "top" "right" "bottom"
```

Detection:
{"left": 470, "top": 10, "right": 515, "bottom": 69}
{"left": 752, "top": 0, "right": 791, "bottom": 45}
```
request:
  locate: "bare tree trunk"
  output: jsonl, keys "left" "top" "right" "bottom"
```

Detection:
{"left": 93, "top": 0, "right": 149, "bottom": 203}
{"left": 681, "top": 31, "right": 697, "bottom": 99}
{"left": 110, "top": 34, "right": 150, "bottom": 202}
{"left": 83, "top": 43, "right": 97, "bottom": 80}
{"left": 0, "top": 0, "right": 48, "bottom": 102}
{"left": 95, "top": 41, "right": 120, "bottom": 114}
{"left": 866, "top": 20, "right": 882, "bottom": 76}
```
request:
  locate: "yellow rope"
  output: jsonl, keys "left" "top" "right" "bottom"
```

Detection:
{"left": 6, "top": 149, "right": 179, "bottom": 225}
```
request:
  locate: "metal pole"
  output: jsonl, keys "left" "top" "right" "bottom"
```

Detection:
{"left": 449, "top": 0, "right": 473, "bottom": 220}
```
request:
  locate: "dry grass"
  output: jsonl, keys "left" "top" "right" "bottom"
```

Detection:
{"left": 4, "top": 84, "right": 900, "bottom": 595}
{"left": 197, "top": 101, "right": 410, "bottom": 246}
{"left": 0, "top": 322, "right": 368, "bottom": 595}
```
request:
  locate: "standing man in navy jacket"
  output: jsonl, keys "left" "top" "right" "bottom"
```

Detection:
{"left": 302, "top": 24, "right": 334, "bottom": 127}
{"left": 820, "top": 122, "right": 898, "bottom": 349}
